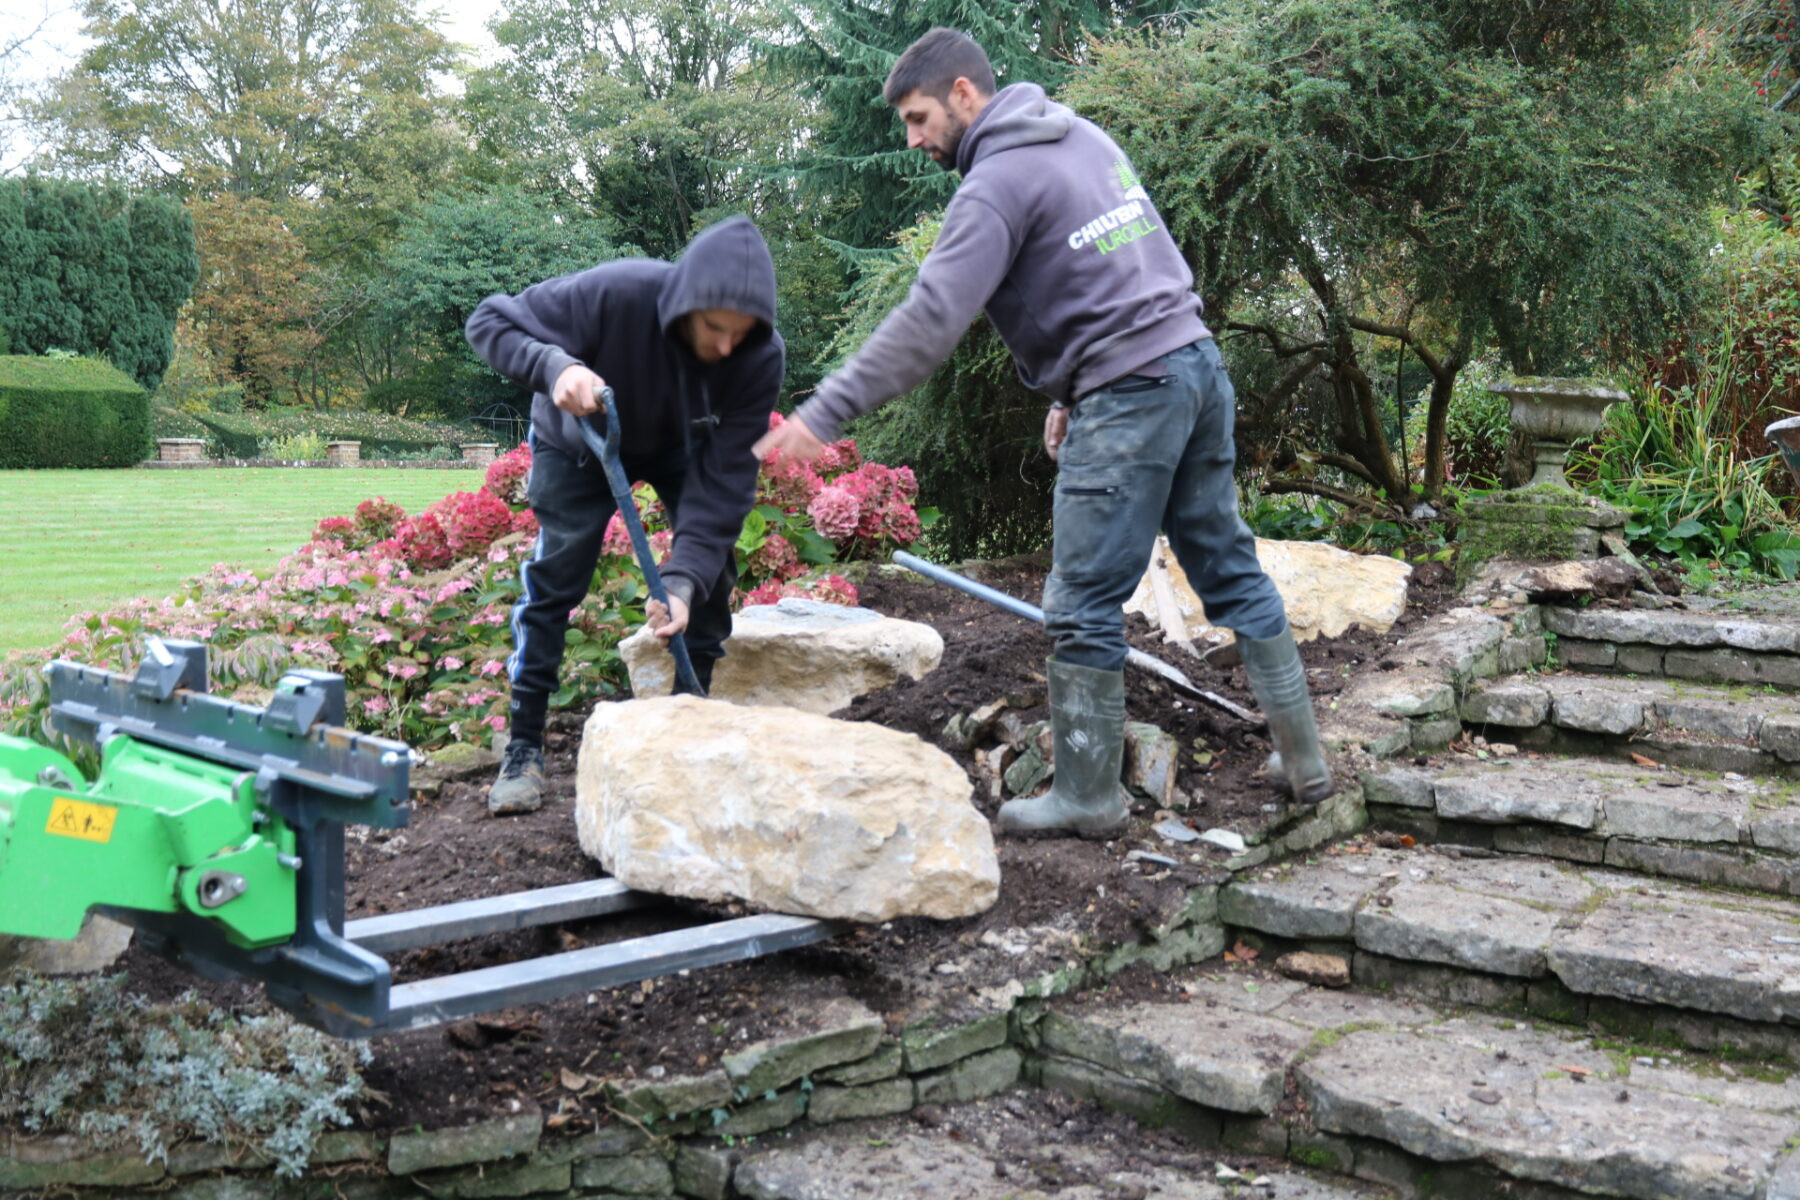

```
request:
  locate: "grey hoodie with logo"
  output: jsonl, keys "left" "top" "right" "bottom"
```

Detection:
{"left": 792, "top": 83, "right": 1210, "bottom": 442}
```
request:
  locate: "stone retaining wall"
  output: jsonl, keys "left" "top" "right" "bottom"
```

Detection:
{"left": 138, "top": 457, "right": 485, "bottom": 470}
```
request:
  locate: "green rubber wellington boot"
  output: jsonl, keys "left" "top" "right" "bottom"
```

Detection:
{"left": 997, "top": 659, "right": 1130, "bottom": 839}
{"left": 1238, "top": 624, "right": 1335, "bottom": 804}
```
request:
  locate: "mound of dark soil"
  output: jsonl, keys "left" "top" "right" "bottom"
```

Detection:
{"left": 114, "top": 556, "right": 1458, "bottom": 1134}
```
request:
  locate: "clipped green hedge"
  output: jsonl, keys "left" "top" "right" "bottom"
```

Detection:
{"left": 191, "top": 409, "right": 484, "bottom": 458}
{"left": 0, "top": 355, "right": 151, "bottom": 468}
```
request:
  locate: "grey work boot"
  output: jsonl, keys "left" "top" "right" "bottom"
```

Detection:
{"left": 488, "top": 739, "right": 546, "bottom": 815}
{"left": 1238, "top": 625, "right": 1334, "bottom": 804}
{"left": 997, "top": 659, "right": 1130, "bottom": 839}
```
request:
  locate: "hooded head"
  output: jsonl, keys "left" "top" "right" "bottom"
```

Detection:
{"left": 657, "top": 216, "right": 778, "bottom": 364}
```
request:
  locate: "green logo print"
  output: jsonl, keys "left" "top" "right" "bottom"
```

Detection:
{"left": 1064, "top": 160, "right": 1158, "bottom": 254}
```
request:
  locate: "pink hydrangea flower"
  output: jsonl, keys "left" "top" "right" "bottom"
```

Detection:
{"left": 807, "top": 486, "right": 861, "bottom": 540}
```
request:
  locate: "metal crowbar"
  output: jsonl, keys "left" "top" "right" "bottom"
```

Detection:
{"left": 892, "top": 550, "right": 1264, "bottom": 730}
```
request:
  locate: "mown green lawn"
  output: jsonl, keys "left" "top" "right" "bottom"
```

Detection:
{"left": 0, "top": 469, "right": 476, "bottom": 657}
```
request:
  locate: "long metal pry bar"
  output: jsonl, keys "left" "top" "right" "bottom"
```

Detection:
{"left": 45, "top": 641, "right": 838, "bottom": 1038}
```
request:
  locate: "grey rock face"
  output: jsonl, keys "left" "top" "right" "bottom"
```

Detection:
{"left": 1460, "top": 681, "right": 1551, "bottom": 727}
{"left": 1549, "top": 684, "right": 1648, "bottom": 736}
{"left": 1219, "top": 853, "right": 1407, "bottom": 939}
{"left": 1298, "top": 1023, "right": 1796, "bottom": 1199}
{"left": 1354, "top": 883, "right": 1559, "bottom": 978}
{"left": 1433, "top": 764, "right": 1601, "bottom": 829}
{"left": 1039, "top": 1002, "right": 1312, "bottom": 1114}
{"left": 1762, "top": 714, "right": 1800, "bottom": 762}
{"left": 1549, "top": 889, "right": 1800, "bottom": 1023}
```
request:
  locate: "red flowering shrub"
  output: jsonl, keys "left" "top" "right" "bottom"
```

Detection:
{"left": 354, "top": 498, "right": 406, "bottom": 544}
{"left": 312, "top": 515, "right": 356, "bottom": 544}
{"left": 483, "top": 443, "right": 531, "bottom": 507}
{"left": 391, "top": 513, "right": 454, "bottom": 569}
{"left": 747, "top": 531, "right": 801, "bottom": 581}
{"left": 742, "top": 573, "right": 860, "bottom": 608}
{"left": 425, "top": 490, "right": 515, "bottom": 559}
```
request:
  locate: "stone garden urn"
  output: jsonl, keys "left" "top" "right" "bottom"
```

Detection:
{"left": 1489, "top": 376, "right": 1629, "bottom": 490}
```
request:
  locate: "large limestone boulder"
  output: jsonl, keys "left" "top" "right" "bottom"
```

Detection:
{"left": 0, "top": 913, "right": 134, "bottom": 978}
{"left": 1126, "top": 535, "right": 1411, "bottom": 648}
{"left": 576, "top": 697, "right": 998, "bottom": 922}
{"left": 620, "top": 598, "right": 943, "bottom": 713}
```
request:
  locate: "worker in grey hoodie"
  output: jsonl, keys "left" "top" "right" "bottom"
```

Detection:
{"left": 468, "top": 215, "right": 784, "bottom": 815}
{"left": 754, "top": 29, "right": 1332, "bottom": 838}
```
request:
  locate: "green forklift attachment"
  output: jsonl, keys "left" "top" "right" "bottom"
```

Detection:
{"left": 0, "top": 639, "right": 842, "bottom": 1038}
{"left": 0, "top": 732, "right": 295, "bottom": 946}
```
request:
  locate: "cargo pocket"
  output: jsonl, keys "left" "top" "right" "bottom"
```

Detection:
{"left": 1053, "top": 469, "right": 1131, "bottom": 583}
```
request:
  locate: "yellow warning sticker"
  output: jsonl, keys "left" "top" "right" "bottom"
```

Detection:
{"left": 45, "top": 797, "right": 118, "bottom": 844}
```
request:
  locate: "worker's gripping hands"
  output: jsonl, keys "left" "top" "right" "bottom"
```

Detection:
{"left": 646, "top": 595, "right": 690, "bottom": 639}
{"left": 553, "top": 362, "right": 607, "bottom": 417}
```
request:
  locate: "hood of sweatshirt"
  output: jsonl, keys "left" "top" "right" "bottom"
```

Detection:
{"left": 954, "top": 82, "right": 1073, "bottom": 175}
{"left": 656, "top": 215, "right": 779, "bottom": 347}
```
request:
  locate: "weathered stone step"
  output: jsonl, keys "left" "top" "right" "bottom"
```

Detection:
{"left": 1364, "top": 754, "right": 1800, "bottom": 893}
{"left": 1218, "top": 843, "right": 1800, "bottom": 1047}
{"left": 732, "top": 1094, "right": 1385, "bottom": 1199}
{"left": 1542, "top": 604, "right": 1800, "bottom": 687}
{"left": 1461, "top": 671, "right": 1800, "bottom": 776}
{"left": 1034, "top": 970, "right": 1800, "bottom": 1200}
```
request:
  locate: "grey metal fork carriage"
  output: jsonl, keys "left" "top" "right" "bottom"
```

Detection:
{"left": 43, "top": 639, "right": 841, "bottom": 1039}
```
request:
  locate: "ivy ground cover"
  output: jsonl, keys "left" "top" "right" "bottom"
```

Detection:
{"left": 0, "top": 469, "right": 473, "bottom": 655}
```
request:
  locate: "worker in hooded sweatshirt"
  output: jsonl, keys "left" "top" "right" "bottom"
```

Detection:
{"left": 754, "top": 30, "right": 1333, "bottom": 838}
{"left": 467, "top": 215, "right": 783, "bottom": 815}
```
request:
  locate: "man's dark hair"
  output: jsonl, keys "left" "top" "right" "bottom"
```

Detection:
{"left": 883, "top": 27, "right": 996, "bottom": 105}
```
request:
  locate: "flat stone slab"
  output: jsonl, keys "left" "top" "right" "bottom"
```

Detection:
{"left": 1218, "top": 850, "right": 1413, "bottom": 938}
{"left": 1543, "top": 605, "right": 1800, "bottom": 654}
{"left": 1366, "top": 756, "right": 1800, "bottom": 853}
{"left": 1225, "top": 850, "right": 1598, "bottom": 976}
{"left": 1460, "top": 672, "right": 1800, "bottom": 749}
{"left": 1354, "top": 882, "right": 1564, "bottom": 977}
{"left": 1431, "top": 760, "right": 1607, "bottom": 829}
{"left": 1298, "top": 1019, "right": 1800, "bottom": 1199}
{"left": 732, "top": 1098, "right": 1383, "bottom": 1199}
{"left": 1548, "top": 885, "right": 1800, "bottom": 1024}
{"left": 1222, "top": 846, "right": 1800, "bottom": 1026}
{"left": 1045, "top": 975, "right": 1800, "bottom": 1198}
{"left": 1040, "top": 1000, "right": 1314, "bottom": 1114}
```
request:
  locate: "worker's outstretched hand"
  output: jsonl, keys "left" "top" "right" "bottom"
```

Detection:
{"left": 646, "top": 594, "right": 690, "bottom": 640}
{"left": 752, "top": 414, "right": 825, "bottom": 463}
{"left": 553, "top": 363, "right": 607, "bottom": 417}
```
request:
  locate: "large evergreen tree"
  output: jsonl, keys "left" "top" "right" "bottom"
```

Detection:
{"left": 464, "top": 0, "right": 805, "bottom": 260}
{"left": 1065, "top": 0, "right": 1770, "bottom": 510}
{"left": 0, "top": 176, "right": 197, "bottom": 390}
{"left": 769, "top": 0, "right": 1183, "bottom": 247}
{"left": 360, "top": 185, "right": 631, "bottom": 418}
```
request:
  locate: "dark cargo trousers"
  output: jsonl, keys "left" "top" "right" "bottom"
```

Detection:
{"left": 1042, "top": 337, "right": 1288, "bottom": 671}
{"left": 505, "top": 433, "right": 735, "bottom": 736}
